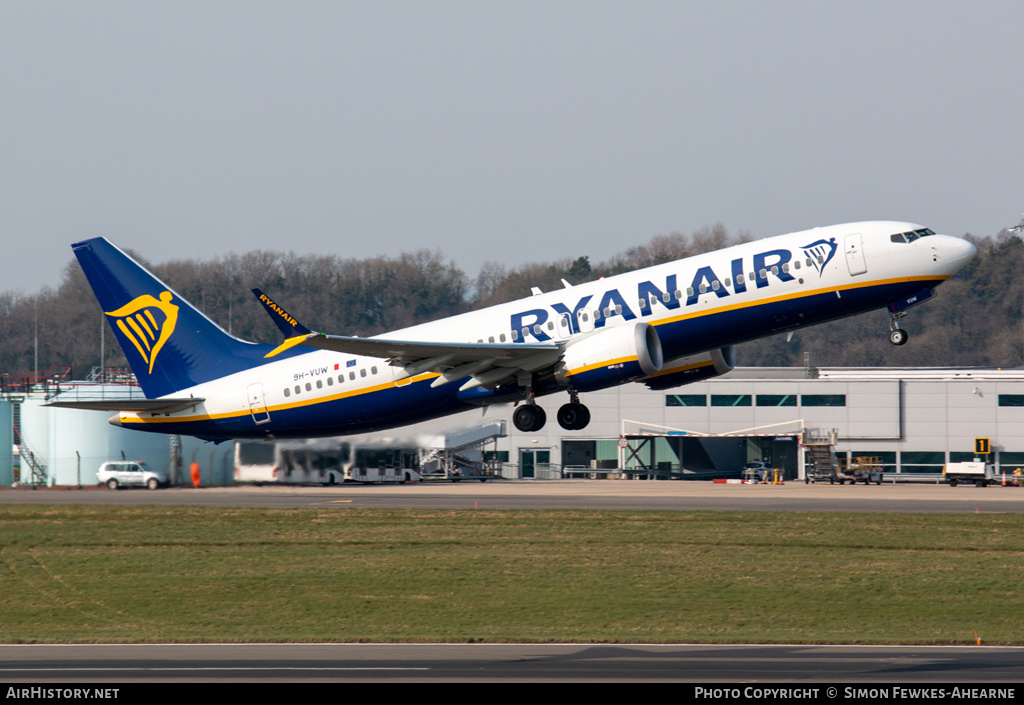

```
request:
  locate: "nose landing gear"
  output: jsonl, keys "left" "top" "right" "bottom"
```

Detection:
{"left": 888, "top": 312, "right": 909, "bottom": 346}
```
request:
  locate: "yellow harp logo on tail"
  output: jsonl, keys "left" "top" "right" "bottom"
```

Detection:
{"left": 105, "top": 291, "right": 179, "bottom": 375}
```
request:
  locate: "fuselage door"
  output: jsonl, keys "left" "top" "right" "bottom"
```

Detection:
{"left": 578, "top": 308, "right": 596, "bottom": 334}
{"left": 844, "top": 233, "right": 867, "bottom": 276}
{"left": 247, "top": 382, "right": 271, "bottom": 424}
{"left": 556, "top": 312, "right": 572, "bottom": 339}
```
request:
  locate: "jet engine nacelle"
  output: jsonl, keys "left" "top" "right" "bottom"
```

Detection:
{"left": 642, "top": 346, "right": 736, "bottom": 391}
{"left": 555, "top": 322, "right": 664, "bottom": 392}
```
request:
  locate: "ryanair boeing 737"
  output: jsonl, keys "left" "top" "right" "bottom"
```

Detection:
{"left": 54, "top": 222, "right": 976, "bottom": 439}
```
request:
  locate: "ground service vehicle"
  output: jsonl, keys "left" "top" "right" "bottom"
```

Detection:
{"left": 97, "top": 461, "right": 169, "bottom": 490}
{"left": 943, "top": 461, "right": 996, "bottom": 487}
{"left": 234, "top": 440, "right": 422, "bottom": 484}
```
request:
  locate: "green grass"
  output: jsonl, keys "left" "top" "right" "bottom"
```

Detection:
{"left": 1, "top": 505, "right": 1022, "bottom": 644}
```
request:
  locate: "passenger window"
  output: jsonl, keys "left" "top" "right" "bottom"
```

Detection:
{"left": 759, "top": 269, "right": 767, "bottom": 279}
{"left": 305, "top": 382, "right": 312, "bottom": 391}
{"left": 500, "top": 333, "right": 507, "bottom": 342}
{"left": 534, "top": 325, "right": 542, "bottom": 335}
{"left": 724, "top": 278, "right": 731, "bottom": 287}
{"left": 349, "top": 372, "right": 355, "bottom": 381}
{"left": 674, "top": 289, "right": 683, "bottom": 299}
{"left": 699, "top": 283, "right": 707, "bottom": 294}
{"left": 686, "top": 287, "right": 694, "bottom": 297}
{"left": 371, "top": 366, "right": 378, "bottom": 374}
{"left": 327, "top": 377, "right": 333, "bottom": 386}
{"left": 511, "top": 330, "right": 519, "bottom": 341}
{"left": 316, "top": 380, "right": 323, "bottom": 389}
{"left": 771, "top": 266, "right": 778, "bottom": 275}
{"left": 284, "top": 388, "right": 291, "bottom": 397}
{"left": 662, "top": 292, "right": 671, "bottom": 303}
{"left": 360, "top": 369, "right": 367, "bottom": 378}
{"left": 711, "top": 281, "right": 720, "bottom": 291}
{"left": 294, "top": 385, "right": 301, "bottom": 394}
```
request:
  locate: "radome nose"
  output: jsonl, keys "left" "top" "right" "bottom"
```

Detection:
{"left": 942, "top": 236, "right": 977, "bottom": 273}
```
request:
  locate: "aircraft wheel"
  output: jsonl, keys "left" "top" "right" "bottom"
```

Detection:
{"left": 889, "top": 329, "right": 909, "bottom": 346}
{"left": 513, "top": 404, "right": 546, "bottom": 432}
{"left": 576, "top": 404, "right": 591, "bottom": 430}
{"left": 557, "top": 402, "right": 591, "bottom": 430}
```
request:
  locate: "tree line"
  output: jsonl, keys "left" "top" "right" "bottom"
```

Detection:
{"left": 1, "top": 225, "right": 1019, "bottom": 381}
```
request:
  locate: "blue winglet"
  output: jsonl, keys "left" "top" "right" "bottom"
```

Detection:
{"left": 252, "top": 289, "right": 313, "bottom": 338}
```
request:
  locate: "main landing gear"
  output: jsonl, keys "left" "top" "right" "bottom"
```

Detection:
{"left": 556, "top": 388, "right": 590, "bottom": 431}
{"left": 513, "top": 403, "right": 546, "bottom": 433}
{"left": 888, "top": 312, "right": 909, "bottom": 346}
{"left": 512, "top": 390, "right": 592, "bottom": 432}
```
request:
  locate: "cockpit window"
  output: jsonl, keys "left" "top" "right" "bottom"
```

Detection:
{"left": 891, "top": 228, "right": 935, "bottom": 244}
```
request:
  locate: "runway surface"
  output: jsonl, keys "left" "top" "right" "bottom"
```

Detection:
{"left": 2, "top": 643, "right": 1024, "bottom": 683}
{"left": 2, "top": 479, "right": 1023, "bottom": 513}
{"left": 3, "top": 481, "right": 1022, "bottom": 684}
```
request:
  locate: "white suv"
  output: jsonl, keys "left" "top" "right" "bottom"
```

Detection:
{"left": 97, "top": 461, "right": 169, "bottom": 490}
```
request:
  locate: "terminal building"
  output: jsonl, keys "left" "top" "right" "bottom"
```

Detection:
{"left": 3, "top": 366, "right": 1023, "bottom": 485}
{"left": 502, "top": 366, "right": 1024, "bottom": 480}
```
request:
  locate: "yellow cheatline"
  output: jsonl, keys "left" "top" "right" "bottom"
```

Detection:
{"left": 265, "top": 333, "right": 316, "bottom": 358}
{"left": 117, "top": 372, "right": 443, "bottom": 426}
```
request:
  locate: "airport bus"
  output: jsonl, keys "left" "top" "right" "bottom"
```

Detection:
{"left": 233, "top": 439, "right": 422, "bottom": 484}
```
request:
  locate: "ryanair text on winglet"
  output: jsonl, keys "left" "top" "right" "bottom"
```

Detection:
{"left": 260, "top": 293, "right": 299, "bottom": 329}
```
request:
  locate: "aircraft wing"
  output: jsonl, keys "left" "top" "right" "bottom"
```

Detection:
{"left": 253, "top": 289, "right": 562, "bottom": 391}
{"left": 290, "top": 332, "right": 562, "bottom": 391}
{"left": 46, "top": 398, "right": 206, "bottom": 412}
{"left": 297, "top": 332, "right": 556, "bottom": 364}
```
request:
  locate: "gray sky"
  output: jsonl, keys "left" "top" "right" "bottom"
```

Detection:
{"left": 2, "top": 0, "right": 1022, "bottom": 295}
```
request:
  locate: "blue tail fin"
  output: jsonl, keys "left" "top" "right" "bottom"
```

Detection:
{"left": 73, "top": 237, "right": 297, "bottom": 398}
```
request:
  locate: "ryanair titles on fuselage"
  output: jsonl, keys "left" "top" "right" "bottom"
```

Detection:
{"left": 511, "top": 239, "right": 837, "bottom": 341}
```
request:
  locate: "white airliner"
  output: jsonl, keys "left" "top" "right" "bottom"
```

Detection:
{"left": 54, "top": 222, "right": 976, "bottom": 440}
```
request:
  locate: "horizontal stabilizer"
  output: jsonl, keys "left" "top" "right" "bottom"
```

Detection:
{"left": 46, "top": 398, "right": 205, "bottom": 413}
